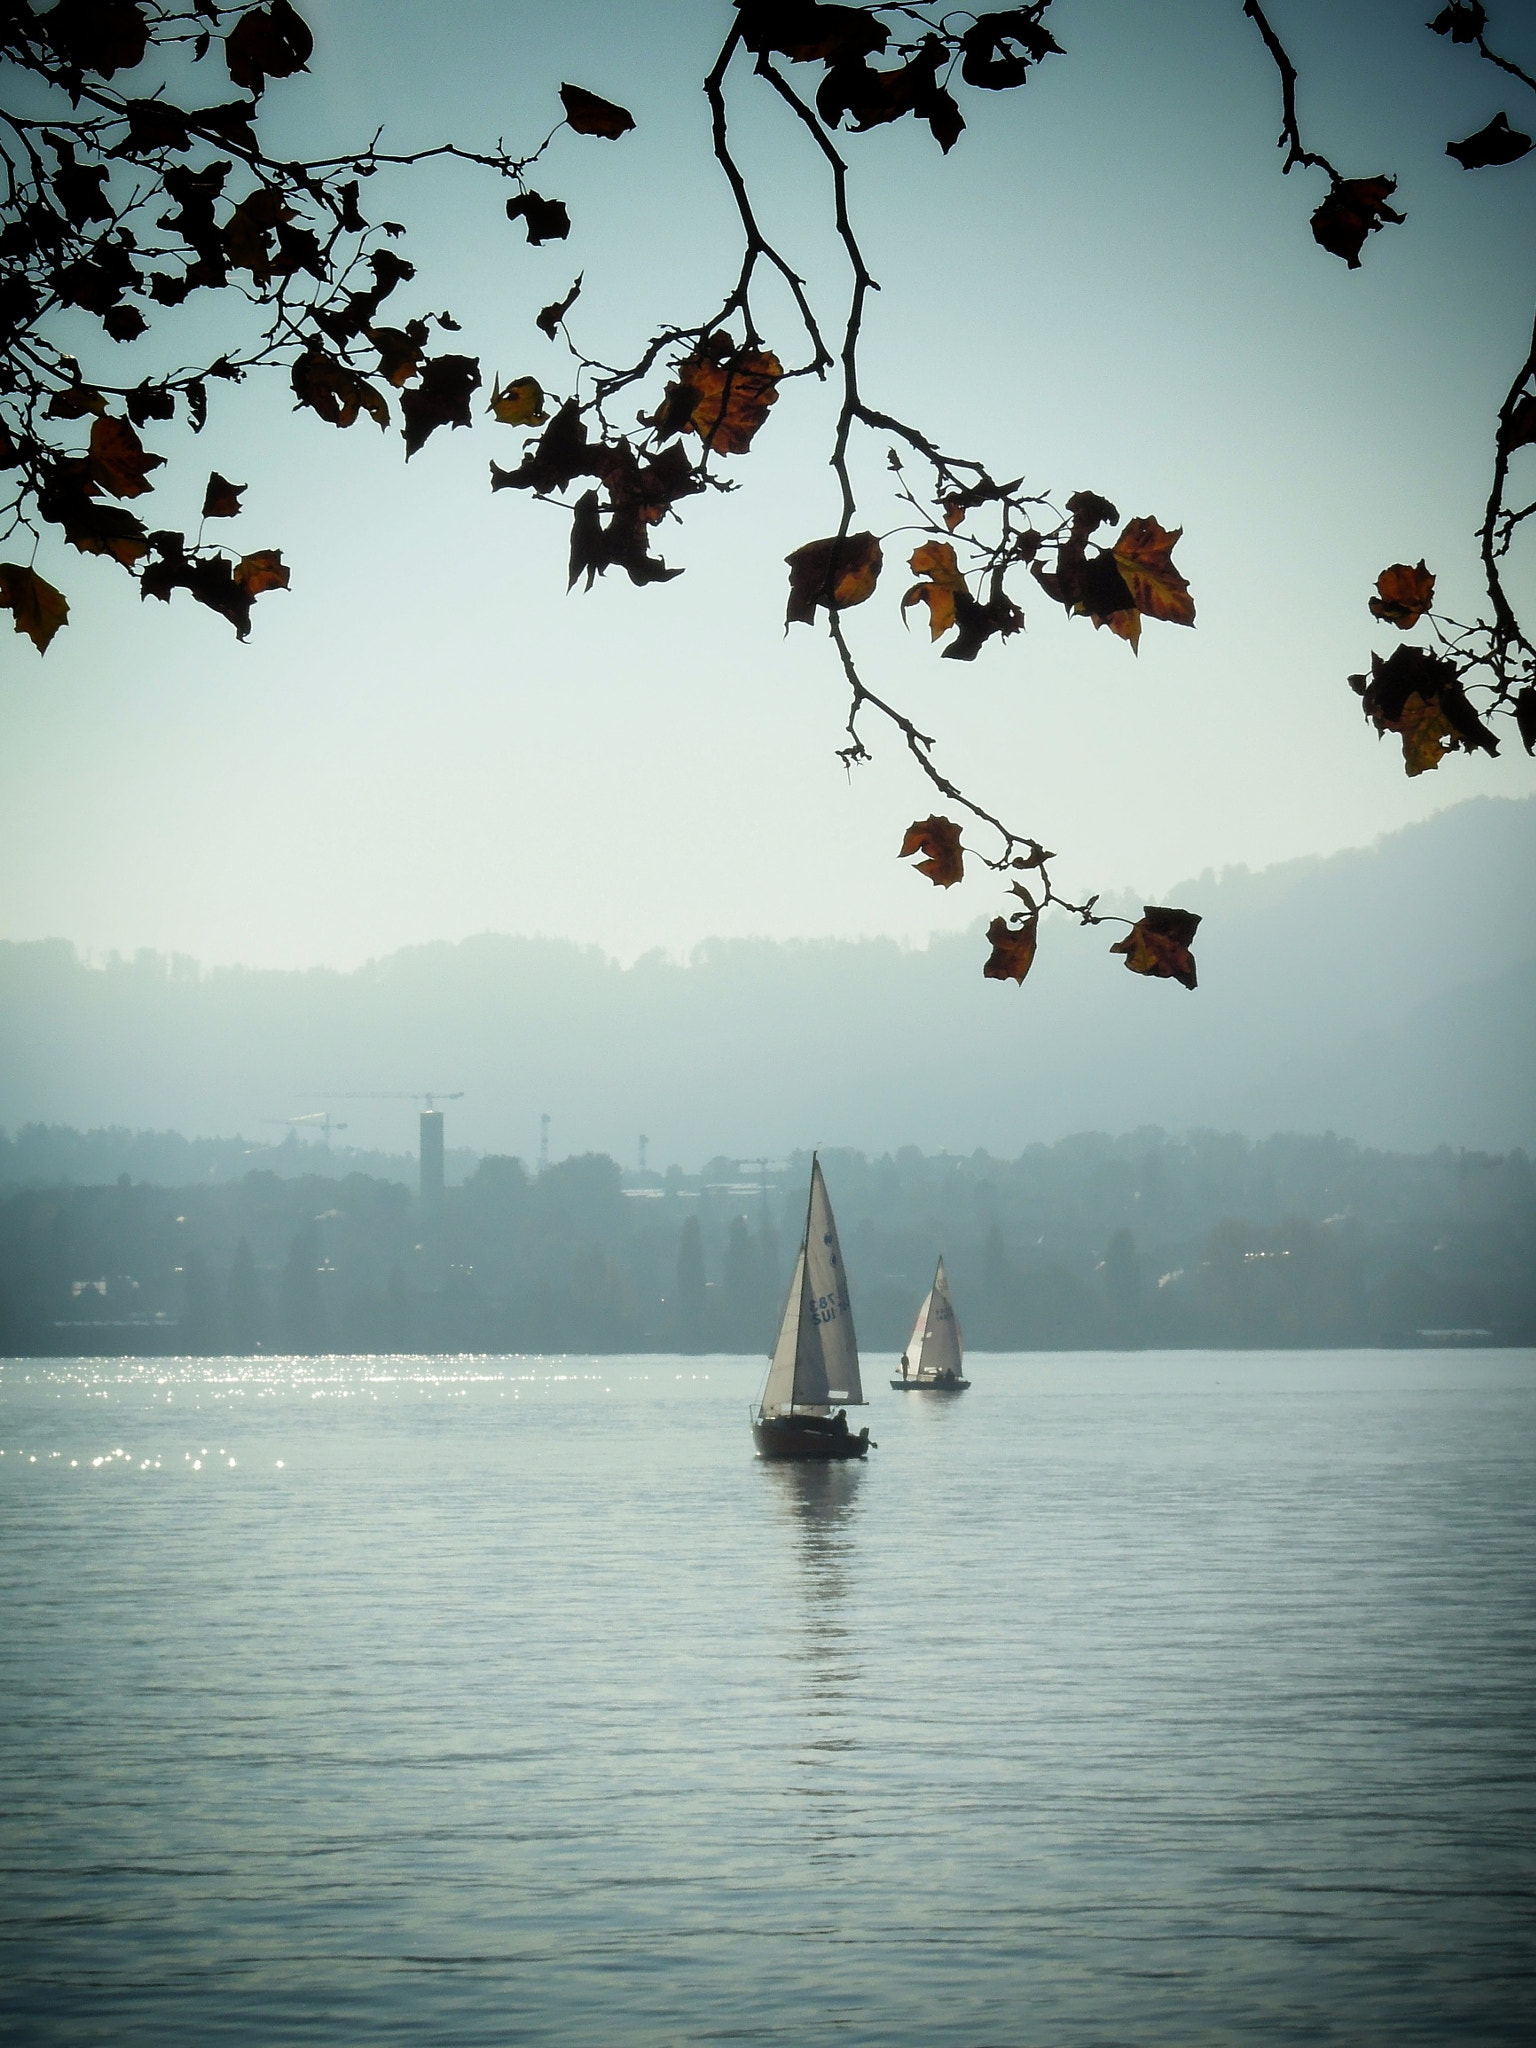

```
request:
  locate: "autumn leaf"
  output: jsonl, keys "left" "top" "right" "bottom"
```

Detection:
{"left": 537, "top": 276, "right": 582, "bottom": 341}
{"left": 736, "top": 2, "right": 890, "bottom": 66}
{"left": 818, "top": 40, "right": 965, "bottom": 152}
{"left": 401, "top": 355, "right": 482, "bottom": 458}
{"left": 201, "top": 472, "right": 244, "bottom": 519}
{"left": 1515, "top": 685, "right": 1536, "bottom": 756}
{"left": 371, "top": 321, "right": 430, "bottom": 388}
{"left": 560, "top": 83, "right": 636, "bottom": 138}
{"left": 234, "top": 549, "right": 289, "bottom": 597}
{"left": 1508, "top": 394, "right": 1536, "bottom": 452}
{"left": 1112, "top": 517, "right": 1194, "bottom": 629}
{"left": 983, "top": 900, "right": 1039, "bottom": 984}
{"left": 1446, "top": 112, "right": 1532, "bottom": 169}
{"left": 290, "top": 345, "right": 390, "bottom": 430}
{"left": 900, "top": 814, "right": 964, "bottom": 887}
{"left": 653, "top": 339, "right": 782, "bottom": 456}
{"left": 88, "top": 416, "right": 164, "bottom": 498}
{"left": 46, "top": 386, "right": 106, "bottom": 420}
{"left": 1348, "top": 644, "right": 1498, "bottom": 774}
{"left": 139, "top": 531, "right": 284, "bottom": 638}
{"left": 567, "top": 490, "right": 680, "bottom": 591}
{"left": 224, "top": 1, "right": 313, "bottom": 95}
{"left": 43, "top": 0, "right": 149, "bottom": 78}
{"left": 902, "top": 540, "right": 966, "bottom": 640}
{"left": 1369, "top": 560, "right": 1434, "bottom": 629}
{"left": 490, "top": 376, "right": 548, "bottom": 427}
{"left": 1429, "top": 1, "right": 1486, "bottom": 39}
{"left": 785, "top": 532, "right": 882, "bottom": 625}
{"left": 0, "top": 562, "right": 69, "bottom": 653}
{"left": 505, "top": 192, "right": 571, "bottom": 245}
{"left": 1111, "top": 906, "right": 1200, "bottom": 990}
{"left": 38, "top": 469, "right": 149, "bottom": 565}
{"left": 947, "top": 583, "right": 1024, "bottom": 662}
{"left": 1310, "top": 176, "right": 1404, "bottom": 268}
{"left": 959, "top": 10, "right": 1063, "bottom": 89}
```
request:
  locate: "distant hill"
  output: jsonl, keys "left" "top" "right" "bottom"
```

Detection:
{"left": 1, "top": 796, "right": 1531, "bottom": 1164}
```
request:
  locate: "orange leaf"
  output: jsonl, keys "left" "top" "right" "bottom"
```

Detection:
{"left": 983, "top": 909, "right": 1039, "bottom": 984}
{"left": 1110, "top": 906, "right": 1200, "bottom": 990}
{"left": 560, "top": 83, "right": 636, "bottom": 138}
{"left": 899, "top": 814, "right": 964, "bottom": 887}
{"left": 1369, "top": 560, "right": 1435, "bottom": 630}
{"left": 1111, "top": 517, "right": 1194, "bottom": 628}
{"left": 0, "top": 562, "right": 69, "bottom": 652}
{"left": 202, "top": 472, "right": 245, "bottom": 520}
{"left": 233, "top": 549, "right": 289, "bottom": 597}
{"left": 88, "top": 416, "right": 164, "bottom": 500}
{"left": 658, "top": 340, "right": 781, "bottom": 456}
{"left": 901, "top": 540, "right": 966, "bottom": 641}
{"left": 785, "top": 532, "right": 883, "bottom": 625}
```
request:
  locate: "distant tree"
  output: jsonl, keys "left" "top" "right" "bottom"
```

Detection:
{"left": 225, "top": 1231, "right": 261, "bottom": 1348}
{"left": 279, "top": 1215, "right": 323, "bottom": 1350}
{"left": 1101, "top": 1226, "right": 1143, "bottom": 1337}
{"left": 3, "top": 2, "right": 1533, "bottom": 989}
{"left": 673, "top": 1213, "right": 707, "bottom": 1351}
{"left": 178, "top": 1241, "right": 220, "bottom": 1350}
{"left": 723, "top": 1211, "right": 771, "bottom": 1350}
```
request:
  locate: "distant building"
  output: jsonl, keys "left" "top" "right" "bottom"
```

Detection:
{"left": 419, "top": 1110, "right": 445, "bottom": 1209}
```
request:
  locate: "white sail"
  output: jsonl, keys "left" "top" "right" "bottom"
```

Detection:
{"left": 803, "top": 1157, "right": 864, "bottom": 1406}
{"left": 911, "top": 1256, "right": 963, "bottom": 1380}
{"left": 759, "top": 1244, "right": 806, "bottom": 1417}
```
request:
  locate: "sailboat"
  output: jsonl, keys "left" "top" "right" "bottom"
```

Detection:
{"left": 752, "top": 1157, "right": 875, "bottom": 1461}
{"left": 892, "top": 1256, "right": 970, "bottom": 1391}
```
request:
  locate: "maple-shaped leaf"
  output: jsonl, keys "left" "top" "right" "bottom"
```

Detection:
{"left": 1369, "top": 559, "right": 1434, "bottom": 629}
{"left": 0, "top": 563, "right": 70, "bottom": 653}
{"left": 818, "top": 38, "right": 966, "bottom": 153}
{"left": 1429, "top": 1, "right": 1486, "bottom": 38}
{"left": 102, "top": 305, "right": 149, "bottom": 343}
{"left": 124, "top": 97, "right": 192, "bottom": 153}
{"left": 734, "top": 2, "right": 889, "bottom": 65}
{"left": 1446, "top": 112, "right": 1533, "bottom": 169}
{"left": 902, "top": 540, "right": 967, "bottom": 640}
{"left": 233, "top": 549, "right": 289, "bottom": 597}
{"left": 224, "top": 186, "right": 292, "bottom": 284}
{"left": 567, "top": 490, "right": 681, "bottom": 591}
{"left": 46, "top": 387, "right": 106, "bottom": 421}
{"left": 491, "top": 376, "right": 548, "bottom": 427}
{"left": 1112, "top": 517, "right": 1195, "bottom": 630}
{"left": 560, "top": 83, "right": 635, "bottom": 138}
{"left": 202, "top": 472, "right": 244, "bottom": 519}
{"left": 900, "top": 814, "right": 964, "bottom": 887}
{"left": 489, "top": 398, "right": 597, "bottom": 494}
{"left": 224, "top": 1, "right": 312, "bottom": 95}
{"left": 505, "top": 192, "right": 571, "bottom": 245}
{"left": 38, "top": 468, "right": 150, "bottom": 565}
{"left": 1310, "top": 177, "right": 1404, "bottom": 268}
{"left": 1514, "top": 685, "right": 1536, "bottom": 756}
{"left": 370, "top": 321, "right": 430, "bottom": 388}
{"left": 43, "top": 0, "right": 149, "bottom": 78}
{"left": 88, "top": 416, "right": 164, "bottom": 499}
{"left": 960, "top": 10, "right": 1064, "bottom": 89}
{"left": 653, "top": 338, "right": 782, "bottom": 456}
{"left": 401, "top": 355, "right": 482, "bottom": 458}
{"left": 946, "top": 585, "right": 1025, "bottom": 662}
{"left": 983, "top": 898, "right": 1040, "bottom": 984}
{"left": 537, "top": 275, "right": 582, "bottom": 341}
{"left": 1111, "top": 906, "right": 1200, "bottom": 990}
{"left": 290, "top": 345, "right": 390, "bottom": 430}
{"left": 785, "top": 532, "right": 882, "bottom": 625}
{"left": 1349, "top": 643, "right": 1498, "bottom": 773}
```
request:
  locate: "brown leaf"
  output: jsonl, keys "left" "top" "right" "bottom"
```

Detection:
{"left": 201, "top": 472, "right": 244, "bottom": 519}
{"left": 901, "top": 540, "right": 967, "bottom": 640}
{"left": 899, "top": 814, "right": 964, "bottom": 887}
{"left": 371, "top": 321, "right": 430, "bottom": 389}
{"left": 1514, "top": 685, "right": 1536, "bottom": 756}
{"left": 38, "top": 468, "right": 149, "bottom": 565}
{"left": 654, "top": 338, "right": 782, "bottom": 456}
{"left": 945, "top": 583, "right": 1024, "bottom": 662}
{"left": 1368, "top": 559, "right": 1435, "bottom": 630}
{"left": 1351, "top": 644, "right": 1498, "bottom": 773}
{"left": 736, "top": 3, "right": 889, "bottom": 65}
{"left": 566, "top": 490, "right": 680, "bottom": 591}
{"left": 290, "top": 345, "right": 390, "bottom": 430}
{"left": 505, "top": 192, "right": 570, "bottom": 245}
{"left": 983, "top": 908, "right": 1039, "bottom": 984}
{"left": 233, "top": 548, "right": 289, "bottom": 596}
{"left": 1111, "top": 516, "right": 1195, "bottom": 629}
{"left": 1446, "top": 111, "right": 1532, "bottom": 169}
{"left": 490, "top": 376, "right": 548, "bottom": 426}
{"left": 1310, "top": 176, "right": 1404, "bottom": 268}
{"left": 559, "top": 83, "right": 635, "bottom": 138}
{"left": 44, "top": 0, "right": 149, "bottom": 78}
{"left": 401, "top": 355, "right": 482, "bottom": 458}
{"left": 0, "top": 563, "right": 70, "bottom": 653}
{"left": 224, "top": 1, "right": 313, "bottom": 95}
{"left": 785, "top": 532, "right": 882, "bottom": 625}
{"left": 818, "top": 38, "right": 965, "bottom": 152}
{"left": 537, "top": 275, "right": 582, "bottom": 341}
{"left": 1111, "top": 906, "right": 1200, "bottom": 990}
{"left": 959, "top": 10, "right": 1063, "bottom": 88}
{"left": 46, "top": 387, "right": 106, "bottom": 420}
{"left": 88, "top": 416, "right": 164, "bottom": 499}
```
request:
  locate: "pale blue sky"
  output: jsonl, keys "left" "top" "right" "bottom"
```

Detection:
{"left": 4, "top": 0, "right": 1534, "bottom": 967}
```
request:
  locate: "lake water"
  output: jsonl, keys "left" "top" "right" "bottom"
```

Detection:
{"left": 1, "top": 1350, "right": 1532, "bottom": 2046}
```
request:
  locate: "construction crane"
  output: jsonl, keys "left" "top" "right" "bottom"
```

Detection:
{"left": 329, "top": 1091, "right": 464, "bottom": 1110}
{"left": 263, "top": 1112, "right": 347, "bottom": 1146}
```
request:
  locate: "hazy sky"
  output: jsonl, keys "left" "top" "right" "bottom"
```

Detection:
{"left": 4, "top": 0, "right": 1535, "bottom": 968}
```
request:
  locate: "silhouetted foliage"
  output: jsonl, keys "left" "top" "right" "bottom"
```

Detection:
{"left": 3, "top": 3, "right": 1533, "bottom": 987}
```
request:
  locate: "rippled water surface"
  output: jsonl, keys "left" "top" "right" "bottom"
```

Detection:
{"left": 2, "top": 1349, "right": 1533, "bottom": 2045}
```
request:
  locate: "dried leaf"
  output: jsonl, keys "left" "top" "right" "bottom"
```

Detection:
{"left": 818, "top": 39, "right": 966, "bottom": 152}
{"left": 1111, "top": 906, "right": 1200, "bottom": 990}
{"left": 505, "top": 192, "right": 571, "bottom": 245}
{"left": 945, "top": 584, "right": 1024, "bottom": 662}
{"left": 736, "top": 2, "right": 890, "bottom": 65}
{"left": 44, "top": 0, "right": 149, "bottom": 77}
{"left": 1507, "top": 393, "right": 1536, "bottom": 452}
{"left": 1429, "top": 2, "right": 1486, "bottom": 39}
{"left": 566, "top": 489, "right": 680, "bottom": 590}
{"left": 654, "top": 339, "right": 782, "bottom": 456}
{"left": 1111, "top": 516, "right": 1195, "bottom": 629}
{"left": 1446, "top": 111, "right": 1532, "bottom": 169}
{"left": 290, "top": 345, "right": 390, "bottom": 430}
{"left": 537, "top": 275, "right": 582, "bottom": 341}
{"left": 401, "top": 355, "right": 482, "bottom": 458}
{"left": 370, "top": 321, "right": 430, "bottom": 388}
{"left": 901, "top": 539, "right": 966, "bottom": 640}
{"left": 490, "top": 376, "right": 548, "bottom": 427}
{"left": 784, "top": 532, "right": 883, "bottom": 625}
{"left": 1368, "top": 559, "right": 1434, "bottom": 629}
{"left": 1350, "top": 644, "right": 1498, "bottom": 773}
{"left": 1395, "top": 691, "right": 1458, "bottom": 775}
{"left": 201, "top": 471, "right": 244, "bottom": 519}
{"left": 46, "top": 387, "right": 106, "bottom": 420}
{"left": 559, "top": 83, "right": 635, "bottom": 138}
{"left": 1514, "top": 685, "right": 1536, "bottom": 755}
{"left": 0, "top": 562, "right": 70, "bottom": 653}
{"left": 88, "top": 415, "right": 164, "bottom": 499}
{"left": 1310, "top": 176, "right": 1404, "bottom": 268}
{"left": 224, "top": 0, "right": 312, "bottom": 94}
{"left": 233, "top": 548, "right": 289, "bottom": 596}
{"left": 983, "top": 908, "right": 1039, "bottom": 984}
{"left": 899, "top": 814, "right": 964, "bottom": 887}
{"left": 959, "top": 10, "right": 1063, "bottom": 89}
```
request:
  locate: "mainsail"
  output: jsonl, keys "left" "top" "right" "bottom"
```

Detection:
{"left": 757, "top": 1158, "right": 866, "bottom": 1415}
{"left": 906, "top": 1256, "right": 963, "bottom": 1381}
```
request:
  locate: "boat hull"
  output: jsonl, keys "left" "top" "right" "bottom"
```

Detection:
{"left": 753, "top": 1413, "right": 872, "bottom": 1461}
{"left": 889, "top": 1375, "right": 970, "bottom": 1392}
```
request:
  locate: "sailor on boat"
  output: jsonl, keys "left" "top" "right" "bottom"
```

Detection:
{"left": 752, "top": 1157, "right": 875, "bottom": 1462}
{"left": 891, "top": 1255, "right": 971, "bottom": 1392}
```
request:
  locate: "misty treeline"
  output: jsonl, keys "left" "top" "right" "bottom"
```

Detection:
{"left": 4, "top": 3, "right": 1533, "bottom": 990}
{"left": 2, "top": 1130, "right": 1531, "bottom": 1357}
